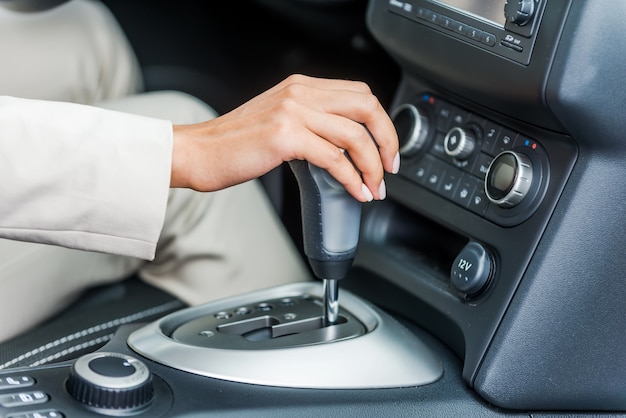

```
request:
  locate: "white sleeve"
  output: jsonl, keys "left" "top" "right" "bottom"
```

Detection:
{"left": 0, "top": 96, "right": 173, "bottom": 260}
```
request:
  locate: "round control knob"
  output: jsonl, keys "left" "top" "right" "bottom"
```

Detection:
{"left": 444, "top": 127, "right": 475, "bottom": 160}
{"left": 485, "top": 151, "right": 533, "bottom": 208}
{"left": 391, "top": 103, "right": 430, "bottom": 157}
{"left": 451, "top": 242, "right": 493, "bottom": 296}
{"left": 504, "top": 0, "right": 535, "bottom": 26}
{"left": 67, "top": 352, "right": 153, "bottom": 411}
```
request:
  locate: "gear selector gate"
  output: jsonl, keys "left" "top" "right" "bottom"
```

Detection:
{"left": 128, "top": 158, "right": 443, "bottom": 390}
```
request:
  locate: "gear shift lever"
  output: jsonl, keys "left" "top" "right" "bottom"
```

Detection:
{"left": 288, "top": 160, "right": 362, "bottom": 326}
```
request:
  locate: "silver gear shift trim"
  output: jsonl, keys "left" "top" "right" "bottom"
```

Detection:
{"left": 323, "top": 279, "right": 339, "bottom": 326}
{"left": 128, "top": 282, "right": 443, "bottom": 389}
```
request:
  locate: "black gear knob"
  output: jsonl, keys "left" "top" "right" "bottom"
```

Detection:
{"left": 288, "top": 160, "right": 362, "bottom": 280}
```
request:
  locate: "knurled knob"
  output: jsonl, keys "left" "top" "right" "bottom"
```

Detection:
{"left": 444, "top": 127, "right": 475, "bottom": 160}
{"left": 391, "top": 103, "right": 430, "bottom": 157}
{"left": 504, "top": 0, "right": 536, "bottom": 25}
{"left": 485, "top": 150, "right": 533, "bottom": 207}
{"left": 66, "top": 352, "right": 153, "bottom": 411}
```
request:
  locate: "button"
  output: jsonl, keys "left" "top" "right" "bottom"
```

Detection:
{"left": 429, "top": 132, "right": 447, "bottom": 159}
{"left": 388, "top": 0, "right": 413, "bottom": 15}
{"left": 451, "top": 175, "right": 477, "bottom": 207}
{"left": 452, "top": 21, "right": 468, "bottom": 36}
{"left": 450, "top": 107, "right": 468, "bottom": 128}
{"left": 481, "top": 121, "right": 501, "bottom": 155}
{"left": 424, "top": 159, "right": 447, "bottom": 191}
{"left": 468, "top": 186, "right": 490, "bottom": 215}
{"left": 404, "top": 156, "right": 432, "bottom": 185}
{"left": 438, "top": 167, "right": 463, "bottom": 199}
{"left": 416, "top": 7, "right": 428, "bottom": 20}
{"left": 466, "top": 26, "right": 482, "bottom": 41}
{"left": 435, "top": 101, "right": 455, "bottom": 132}
{"left": 426, "top": 10, "right": 439, "bottom": 24}
{"left": 0, "top": 391, "right": 48, "bottom": 408}
{"left": 436, "top": 14, "right": 455, "bottom": 30}
{"left": 471, "top": 153, "right": 494, "bottom": 180}
{"left": 0, "top": 376, "right": 35, "bottom": 390}
{"left": 500, "top": 40, "right": 523, "bottom": 52}
{"left": 492, "top": 129, "right": 518, "bottom": 155}
{"left": 480, "top": 32, "right": 497, "bottom": 46}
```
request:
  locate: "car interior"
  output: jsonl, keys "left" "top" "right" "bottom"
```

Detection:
{"left": 1, "top": 0, "right": 625, "bottom": 416}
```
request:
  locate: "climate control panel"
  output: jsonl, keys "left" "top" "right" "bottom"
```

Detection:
{"left": 391, "top": 94, "right": 549, "bottom": 227}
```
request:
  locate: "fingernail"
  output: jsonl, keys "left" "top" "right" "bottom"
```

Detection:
{"left": 362, "top": 183, "right": 374, "bottom": 202}
{"left": 392, "top": 152, "right": 401, "bottom": 174}
{"left": 378, "top": 180, "right": 387, "bottom": 200}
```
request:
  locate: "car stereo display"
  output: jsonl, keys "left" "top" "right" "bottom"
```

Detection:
{"left": 428, "top": 0, "right": 506, "bottom": 27}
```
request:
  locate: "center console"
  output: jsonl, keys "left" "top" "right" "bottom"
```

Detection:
{"left": 360, "top": 0, "right": 626, "bottom": 412}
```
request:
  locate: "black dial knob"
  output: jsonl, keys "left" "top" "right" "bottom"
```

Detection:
{"left": 391, "top": 103, "right": 430, "bottom": 157}
{"left": 444, "top": 127, "right": 475, "bottom": 160}
{"left": 67, "top": 352, "right": 153, "bottom": 411}
{"left": 485, "top": 151, "right": 533, "bottom": 207}
{"left": 451, "top": 242, "right": 493, "bottom": 296}
{"left": 504, "top": 0, "right": 535, "bottom": 25}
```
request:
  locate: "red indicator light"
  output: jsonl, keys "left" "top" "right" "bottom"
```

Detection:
{"left": 532, "top": 143, "right": 537, "bottom": 150}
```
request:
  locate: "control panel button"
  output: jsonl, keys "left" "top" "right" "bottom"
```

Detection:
{"left": 492, "top": 128, "right": 518, "bottom": 155}
{"left": 451, "top": 242, "right": 494, "bottom": 296}
{"left": 452, "top": 20, "right": 468, "bottom": 36}
{"left": 424, "top": 159, "right": 447, "bottom": 191}
{"left": 480, "top": 31, "right": 497, "bottom": 46}
{"left": 467, "top": 186, "right": 490, "bottom": 215}
{"left": 435, "top": 14, "right": 455, "bottom": 30}
{"left": 471, "top": 152, "right": 494, "bottom": 180}
{"left": 438, "top": 166, "right": 463, "bottom": 199}
{"left": 485, "top": 151, "right": 533, "bottom": 207}
{"left": 435, "top": 102, "right": 455, "bottom": 132}
{"left": 481, "top": 121, "right": 501, "bottom": 155}
{"left": 0, "top": 391, "right": 48, "bottom": 408}
{"left": 451, "top": 175, "right": 478, "bottom": 207}
{"left": 407, "top": 157, "right": 432, "bottom": 185}
{"left": 0, "top": 376, "right": 35, "bottom": 390}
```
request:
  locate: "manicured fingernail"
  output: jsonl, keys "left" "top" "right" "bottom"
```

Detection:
{"left": 392, "top": 152, "right": 401, "bottom": 174}
{"left": 378, "top": 180, "right": 387, "bottom": 200}
{"left": 362, "top": 183, "right": 374, "bottom": 202}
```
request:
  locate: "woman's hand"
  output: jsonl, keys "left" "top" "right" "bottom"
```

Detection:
{"left": 170, "top": 74, "right": 400, "bottom": 202}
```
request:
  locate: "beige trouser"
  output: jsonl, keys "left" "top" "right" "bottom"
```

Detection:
{"left": 0, "top": 0, "right": 310, "bottom": 342}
